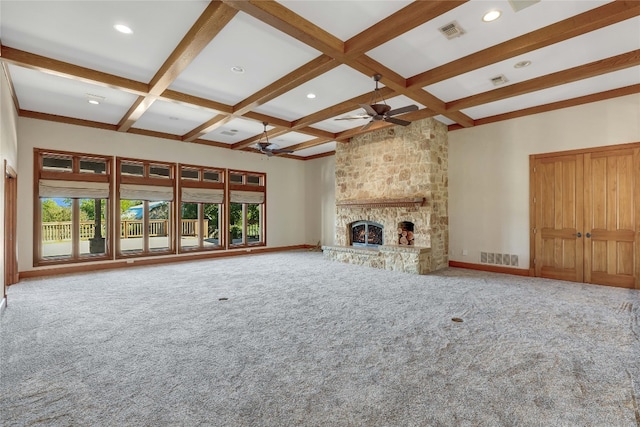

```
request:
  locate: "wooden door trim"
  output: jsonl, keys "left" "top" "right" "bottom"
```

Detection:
{"left": 4, "top": 160, "right": 18, "bottom": 292}
{"left": 532, "top": 141, "right": 640, "bottom": 159}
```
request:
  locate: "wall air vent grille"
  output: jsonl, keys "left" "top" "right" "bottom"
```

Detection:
{"left": 438, "top": 21, "right": 465, "bottom": 39}
{"left": 480, "top": 252, "right": 519, "bottom": 267}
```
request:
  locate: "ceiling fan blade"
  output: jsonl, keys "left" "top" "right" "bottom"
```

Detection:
{"left": 334, "top": 115, "right": 369, "bottom": 121}
{"left": 272, "top": 148, "right": 294, "bottom": 154}
{"left": 358, "top": 103, "right": 377, "bottom": 116}
{"left": 361, "top": 120, "right": 373, "bottom": 131}
{"left": 386, "top": 104, "right": 418, "bottom": 116}
{"left": 385, "top": 117, "right": 411, "bottom": 126}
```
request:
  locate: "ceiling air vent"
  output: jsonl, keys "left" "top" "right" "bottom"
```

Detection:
{"left": 490, "top": 74, "right": 509, "bottom": 86}
{"left": 438, "top": 21, "right": 465, "bottom": 40}
{"left": 220, "top": 131, "right": 236, "bottom": 136}
{"left": 508, "top": 0, "right": 540, "bottom": 12}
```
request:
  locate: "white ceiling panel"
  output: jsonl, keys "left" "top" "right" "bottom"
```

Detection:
{"left": 461, "top": 66, "right": 640, "bottom": 120}
{"left": 426, "top": 17, "right": 640, "bottom": 102}
{"left": 277, "top": 0, "right": 412, "bottom": 41}
{"left": 367, "top": 0, "right": 611, "bottom": 78}
{"left": 1, "top": 0, "right": 634, "bottom": 159}
{"left": 292, "top": 141, "right": 337, "bottom": 158}
{"left": 0, "top": 0, "right": 209, "bottom": 83}
{"left": 9, "top": 64, "right": 138, "bottom": 124}
{"left": 253, "top": 65, "right": 376, "bottom": 121}
{"left": 132, "top": 100, "right": 219, "bottom": 136}
{"left": 169, "top": 12, "right": 320, "bottom": 106}
{"left": 200, "top": 118, "right": 274, "bottom": 145}
{"left": 269, "top": 132, "right": 316, "bottom": 149}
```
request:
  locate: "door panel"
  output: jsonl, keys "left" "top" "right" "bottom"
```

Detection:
{"left": 534, "top": 155, "right": 583, "bottom": 282}
{"left": 533, "top": 145, "right": 639, "bottom": 289}
{"left": 584, "top": 149, "right": 639, "bottom": 288}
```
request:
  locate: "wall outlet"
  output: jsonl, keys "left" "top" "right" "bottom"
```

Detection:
{"left": 462, "top": 249, "right": 468, "bottom": 256}
{"left": 126, "top": 259, "right": 134, "bottom": 264}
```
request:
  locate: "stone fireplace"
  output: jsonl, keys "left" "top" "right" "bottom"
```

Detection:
{"left": 323, "top": 117, "right": 448, "bottom": 274}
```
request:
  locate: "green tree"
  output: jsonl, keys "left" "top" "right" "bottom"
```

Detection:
{"left": 79, "top": 199, "right": 107, "bottom": 221}
{"left": 41, "top": 199, "right": 71, "bottom": 222}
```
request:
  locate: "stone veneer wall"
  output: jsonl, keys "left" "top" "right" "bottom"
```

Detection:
{"left": 327, "top": 117, "right": 448, "bottom": 272}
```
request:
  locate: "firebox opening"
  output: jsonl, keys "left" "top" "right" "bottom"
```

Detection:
{"left": 398, "top": 221, "right": 415, "bottom": 245}
{"left": 351, "top": 221, "right": 383, "bottom": 247}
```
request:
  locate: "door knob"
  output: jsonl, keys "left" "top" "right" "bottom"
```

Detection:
{"left": 586, "top": 232, "right": 591, "bottom": 238}
{"left": 576, "top": 232, "right": 582, "bottom": 238}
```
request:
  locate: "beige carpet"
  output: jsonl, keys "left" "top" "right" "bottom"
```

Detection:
{"left": 1, "top": 251, "right": 639, "bottom": 426}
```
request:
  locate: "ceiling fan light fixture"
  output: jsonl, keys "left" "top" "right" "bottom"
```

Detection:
{"left": 482, "top": 10, "right": 502, "bottom": 22}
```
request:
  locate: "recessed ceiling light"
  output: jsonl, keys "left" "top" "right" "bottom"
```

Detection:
{"left": 114, "top": 24, "right": 133, "bottom": 34}
{"left": 306, "top": 93, "right": 316, "bottom": 99}
{"left": 514, "top": 60, "right": 532, "bottom": 69}
{"left": 482, "top": 10, "right": 502, "bottom": 22}
{"left": 88, "top": 99, "right": 100, "bottom": 105}
{"left": 231, "top": 66, "right": 245, "bottom": 74}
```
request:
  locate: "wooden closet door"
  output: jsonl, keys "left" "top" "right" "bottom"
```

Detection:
{"left": 583, "top": 148, "right": 640, "bottom": 288}
{"left": 534, "top": 155, "right": 584, "bottom": 282}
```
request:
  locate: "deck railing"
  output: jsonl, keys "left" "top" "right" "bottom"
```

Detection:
{"left": 42, "top": 219, "right": 211, "bottom": 242}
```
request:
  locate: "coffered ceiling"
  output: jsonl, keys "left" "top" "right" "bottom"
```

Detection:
{"left": 1, "top": 1, "right": 638, "bottom": 159}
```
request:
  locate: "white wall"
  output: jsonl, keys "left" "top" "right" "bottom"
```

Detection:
{"left": 17, "top": 118, "right": 314, "bottom": 272}
{"left": 448, "top": 94, "right": 640, "bottom": 269}
{"left": 1, "top": 66, "right": 19, "bottom": 296}
{"left": 304, "top": 155, "right": 335, "bottom": 246}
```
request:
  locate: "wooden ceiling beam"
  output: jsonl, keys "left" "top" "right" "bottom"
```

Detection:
{"left": 182, "top": 114, "right": 234, "bottom": 142}
{"left": 0, "top": 45, "right": 148, "bottom": 95}
{"left": 408, "top": 1, "right": 640, "bottom": 89}
{"left": 286, "top": 137, "right": 334, "bottom": 152}
{"left": 349, "top": 55, "right": 475, "bottom": 127}
{"left": 148, "top": 2, "right": 237, "bottom": 95}
{"left": 449, "top": 84, "right": 640, "bottom": 131}
{"left": 160, "top": 90, "right": 233, "bottom": 115}
{"left": 117, "top": 1, "right": 237, "bottom": 132}
{"left": 233, "top": 55, "right": 337, "bottom": 115}
{"left": 230, "top": 127, "right": 288, "bottom": 150}
{"left": 345, "top": 1, "right": 468, "bottom": 56}
{"left": 447, "top": 50, "right": 640, "bottom": 112}
{"left": 221, "top": 0, "right": 344, "bottom": 58}
{"left": 222, "top": 0, "right": 476, "bottom": 128}
{"left": 291, "top": 86, "right": 396, "bottom": 130}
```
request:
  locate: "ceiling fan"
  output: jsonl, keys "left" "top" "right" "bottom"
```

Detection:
{"left": 335, "top": 74, "right": 418, "bottom": 130}
{"left": 253, "top": 122, "right": 294, "bottom": 157}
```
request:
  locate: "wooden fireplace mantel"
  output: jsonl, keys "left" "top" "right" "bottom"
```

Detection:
{"left": 336, "top": 197, "right": 426, "bottom": 208}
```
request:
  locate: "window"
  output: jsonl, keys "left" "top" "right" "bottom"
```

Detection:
{"left": 228, "top": 170, "right": 265, "bottom": 247}
{"left": 117, "top": 158, "right": 175, "bottom": 257}
{"left": 178, "top": 165, "right": 224, "bottom": 252}
{"left": 34, "top": 150, "right": 269, "bottom": 266}
{"left": 35, "top": 149, "right": 111, "bottom": 265}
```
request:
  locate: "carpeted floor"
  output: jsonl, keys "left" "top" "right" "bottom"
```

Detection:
{"left": 1, "top": 251, "right": 639, "bottom": 426}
